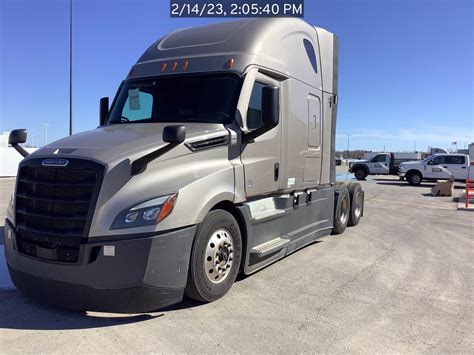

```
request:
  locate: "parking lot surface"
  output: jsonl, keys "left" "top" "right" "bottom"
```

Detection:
{"left": 0, "top": 172, "right": 473, "bottom": 353}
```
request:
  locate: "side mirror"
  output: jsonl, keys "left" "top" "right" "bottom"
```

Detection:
{"left": 244, "top": 85, "right": 280, "bottom": 143}
{"left": 8, "top": 129, "right": 29, "bottom": 157}
{"left": 99, "top": 97, "right": 109, "bottom": 126}
{"left": 261, "top": 85, "right": 280, "bottom": 127}
{"left": 163, "top": 125, "right": 186, "bottom": 144}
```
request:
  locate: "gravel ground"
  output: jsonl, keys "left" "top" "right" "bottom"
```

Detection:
{"left": 0, "top": 171, "right": 473, "bottom": 353}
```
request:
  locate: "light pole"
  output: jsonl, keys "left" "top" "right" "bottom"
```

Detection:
{"left": 346, "top": 135, "right": 351, "bottom": 158}
{"left": 42, "top": 123, "right": 50, "bottom": 147}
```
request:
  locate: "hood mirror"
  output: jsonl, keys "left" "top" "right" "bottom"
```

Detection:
{"left": 9, "top": 129, "right": 29, "bottom": 157}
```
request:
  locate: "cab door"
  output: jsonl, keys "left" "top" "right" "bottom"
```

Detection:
{"left": 240, "top": 72, "right": 281, "bottom": 197}
{"left": 370, "top": 154, "right": 390, "bottom": 174}
{"left": 444, "top": 155, "right": 468, "bottom": 179}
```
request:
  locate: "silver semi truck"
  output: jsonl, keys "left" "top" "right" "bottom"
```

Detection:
{"left": 6, "top": 18, "right": 364, "bottom": 312}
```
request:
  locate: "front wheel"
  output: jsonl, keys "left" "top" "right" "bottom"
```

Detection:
{"left": 353, "top": 167, "right": 368, "bottom": 180}
{"left": 406, "top": 171, "right": 422, "bottom": 185}
{"left": 185, "top": 210, "right": 242, "bottom": 303}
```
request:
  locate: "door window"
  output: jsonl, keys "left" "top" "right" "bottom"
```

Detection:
{"left": 247, "top": 82, "right": 266, "bottom": 130}
{"left": 428, "top": 156, "right": 446, "bottom": 165}
{"left": 371, "top": 155, "right": 387, "bottom": 163}
{"left": 445, "top": 156, "right": 465, "bottom": 164}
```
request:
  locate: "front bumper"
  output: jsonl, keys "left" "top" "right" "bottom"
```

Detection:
{"left": 398, "top": 171, "right": 406, "bottom": 177}
{"left": 4, "top": 219, "right": 197, "bottom": 313}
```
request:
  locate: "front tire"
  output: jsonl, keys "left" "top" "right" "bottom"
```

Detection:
{"left": 353, "top": 167, "right": 368, "bottom": 180}
{"left": 406, "top": 171, "right": 422, "bottom": 185}
{"left": 185, "top": 210, "right": 242, "bottom": 303}
{"left": 332, "top": 187, "right": 350, "bottom": 235}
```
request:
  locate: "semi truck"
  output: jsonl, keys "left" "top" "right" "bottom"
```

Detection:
{"left": 348, "top": 152, "right": 420, "bottom": 180}
{"left": 5, "top": 18, "right": 364, "bottom": 312}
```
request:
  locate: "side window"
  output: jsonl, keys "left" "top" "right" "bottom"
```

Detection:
{"left": 429, "top": 156, "right": 445, "bottom": 165}
{"left": 247, "top": 82, "right": 266, "bottom": 130}
{"left": 121, "top": 89, "right": 153, "bottom": 121}
{"left": 303, "top": 39, "right": 318, "bottom": 74}
{"left": 445, "top": 156, "right": 465, "bottom": 164}
{"left": 371, "top": 155, "right": 386, "bottom": 163}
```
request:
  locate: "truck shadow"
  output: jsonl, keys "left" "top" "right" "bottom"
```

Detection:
{"left": 0, "top": 290, "right": 164, "bottom": 330}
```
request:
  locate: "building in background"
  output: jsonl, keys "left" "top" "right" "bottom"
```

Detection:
{"left": 457, "top": 143, "right": 474, "bottom": 162}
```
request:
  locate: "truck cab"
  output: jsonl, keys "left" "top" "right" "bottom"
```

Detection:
{"left": 5, "top": 18, "right": 364, "bottom": 312}
{"left": 399, "top": 153, "right": 471, "bottom": 185}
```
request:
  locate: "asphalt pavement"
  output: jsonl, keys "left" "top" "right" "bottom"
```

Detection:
{"left": 0, "top": 171, "right": 472, "bottom": 353}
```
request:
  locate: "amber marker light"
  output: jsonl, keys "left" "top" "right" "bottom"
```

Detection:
{"left": 157, "top": 194, "right": 178, "bottom": 223}
{"left": 183, "top": 60, "right": 189, "bottom": 70}
{"left": 161, "top": 63, "right": 167, "bottom": 72}
{"left": 171, "top": 62, "right": 178, "bottom": 71}
{"left": 226, "top": 58, "right": 235, "bottom": 69}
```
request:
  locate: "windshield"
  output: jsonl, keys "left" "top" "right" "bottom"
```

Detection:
{"left": 107, "top": 74, "right": 242, "bottom": 125}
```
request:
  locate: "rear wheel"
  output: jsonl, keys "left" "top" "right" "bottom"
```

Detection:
{"left": 347, "top": 183, "right": 363, "bottom": 226}
{"left": 353, "top": 167, "right": 367, "bottom": 180}
{"left": 406, "top": 171, "right": 422, "bottom": 185}
{"left": 332, "top": 187, "right": 350, "bottom": 235}
{"left": 185, "top": 210, "right": 242, "bottom": 303}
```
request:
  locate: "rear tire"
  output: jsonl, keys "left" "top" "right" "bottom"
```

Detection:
{"left": 332, "top": 187, "right": 350, "bottom": 235}
{"left": 353, "top": 167, "right": 368, "bottom": 180}
{"left": 347, "top": 183, "right": 363, "bottom": 226}
{"left": 406, "top": 171, "right": 422, "bottom": 185}
{"left": 185, "top": 210, "right": 242, "bottom": 303}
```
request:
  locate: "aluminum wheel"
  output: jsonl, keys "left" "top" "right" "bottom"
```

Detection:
{"left": 204, "top": 228, "right": 234, "bottom": 284}
{"left": 354, "top": 191, "right": 363, "bottom": 218}
{"left": 340, "top": 195, "right": 349, "bottom": 224}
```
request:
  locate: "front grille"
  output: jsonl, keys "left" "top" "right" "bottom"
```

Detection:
{"left": 15, "top": 158, "right": 104, "bottom": 264}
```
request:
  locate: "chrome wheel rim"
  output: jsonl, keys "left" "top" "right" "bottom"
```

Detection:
{"left": 354, "top": 191, "right": 362, "bottom": 218}
{"left": 340, "top": 195, "right": 349, "bottom": 224}
{"left": 204, "top": 228, "right": 234, "bottom": 284}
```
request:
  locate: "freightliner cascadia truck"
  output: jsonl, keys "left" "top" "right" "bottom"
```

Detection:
{"left": 6, "top": 18, "right": 364, "bottom": 312}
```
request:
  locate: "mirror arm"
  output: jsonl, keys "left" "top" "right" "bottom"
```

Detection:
{"left": 131, "top": 143, "right": 179, "bottom": 175}
{"left": 242, "top": 122, "right": 278, "bottom": 144}
{"left": 10, "top": 143, "right": 29, "bottom": 158}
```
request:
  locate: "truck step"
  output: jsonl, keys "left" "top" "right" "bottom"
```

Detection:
{"left": 251, "top": 237, "right": 290, "bottom": 256}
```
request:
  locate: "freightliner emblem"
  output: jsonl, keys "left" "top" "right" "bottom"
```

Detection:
{"left": 42, "top": 158, "right": 69, "bottom": 167}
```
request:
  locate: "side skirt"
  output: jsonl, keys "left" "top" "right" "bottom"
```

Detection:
{"left": 237, "top": 187, "right": 335, "bottom": 275}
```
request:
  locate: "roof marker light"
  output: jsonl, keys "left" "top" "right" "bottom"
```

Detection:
{"left": 226, "top": 58, "right": 235, "bottom": 69}
{"left": 161, "top": 63, "right": 167, "bottom": 72}
{"left": 171, "top": 62, "right": 178, "bottom": 71}
{"left": 183, "top": 60, "right": 189, "bottom": 70}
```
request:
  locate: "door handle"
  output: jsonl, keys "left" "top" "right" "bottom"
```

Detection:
{"left": 462, "top": 167, "right": 467, "bottom": 169}
{"left": 443, "top": 166, "right": 448, "bottom": 168}
{"left": 274, "top": 162, "right": 280, "bottom": 182}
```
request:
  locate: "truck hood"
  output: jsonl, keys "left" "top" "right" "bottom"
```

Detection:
{"left": 400, "top": 160, "right": 422, "bottom": 166}
{"left": 350, "top": 159, "right": 369, "bottom": 165}
{"left": 29, "top": 123, "right": 228, "bottom": 165}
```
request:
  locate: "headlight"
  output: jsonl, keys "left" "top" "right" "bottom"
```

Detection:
{"left": 399, "top": 166, "right": 406, "bottom": 172}
{"left": 111, "top": 193, "right": 177, "bottom": 229}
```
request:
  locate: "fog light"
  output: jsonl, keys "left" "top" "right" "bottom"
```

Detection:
{"left": 124, "top": 212, "right": 139, "bottom": 223}
{"left": 142, "top": 207, "right": 160, "bottom": 221}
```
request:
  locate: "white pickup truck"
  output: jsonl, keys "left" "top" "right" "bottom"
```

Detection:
{"left": 399, "top": 153, "right": 471, "bottom": 185}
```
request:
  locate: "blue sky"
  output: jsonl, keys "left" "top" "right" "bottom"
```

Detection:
{"left": 0, "top": 0, "right": 472, "bottom": 152}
